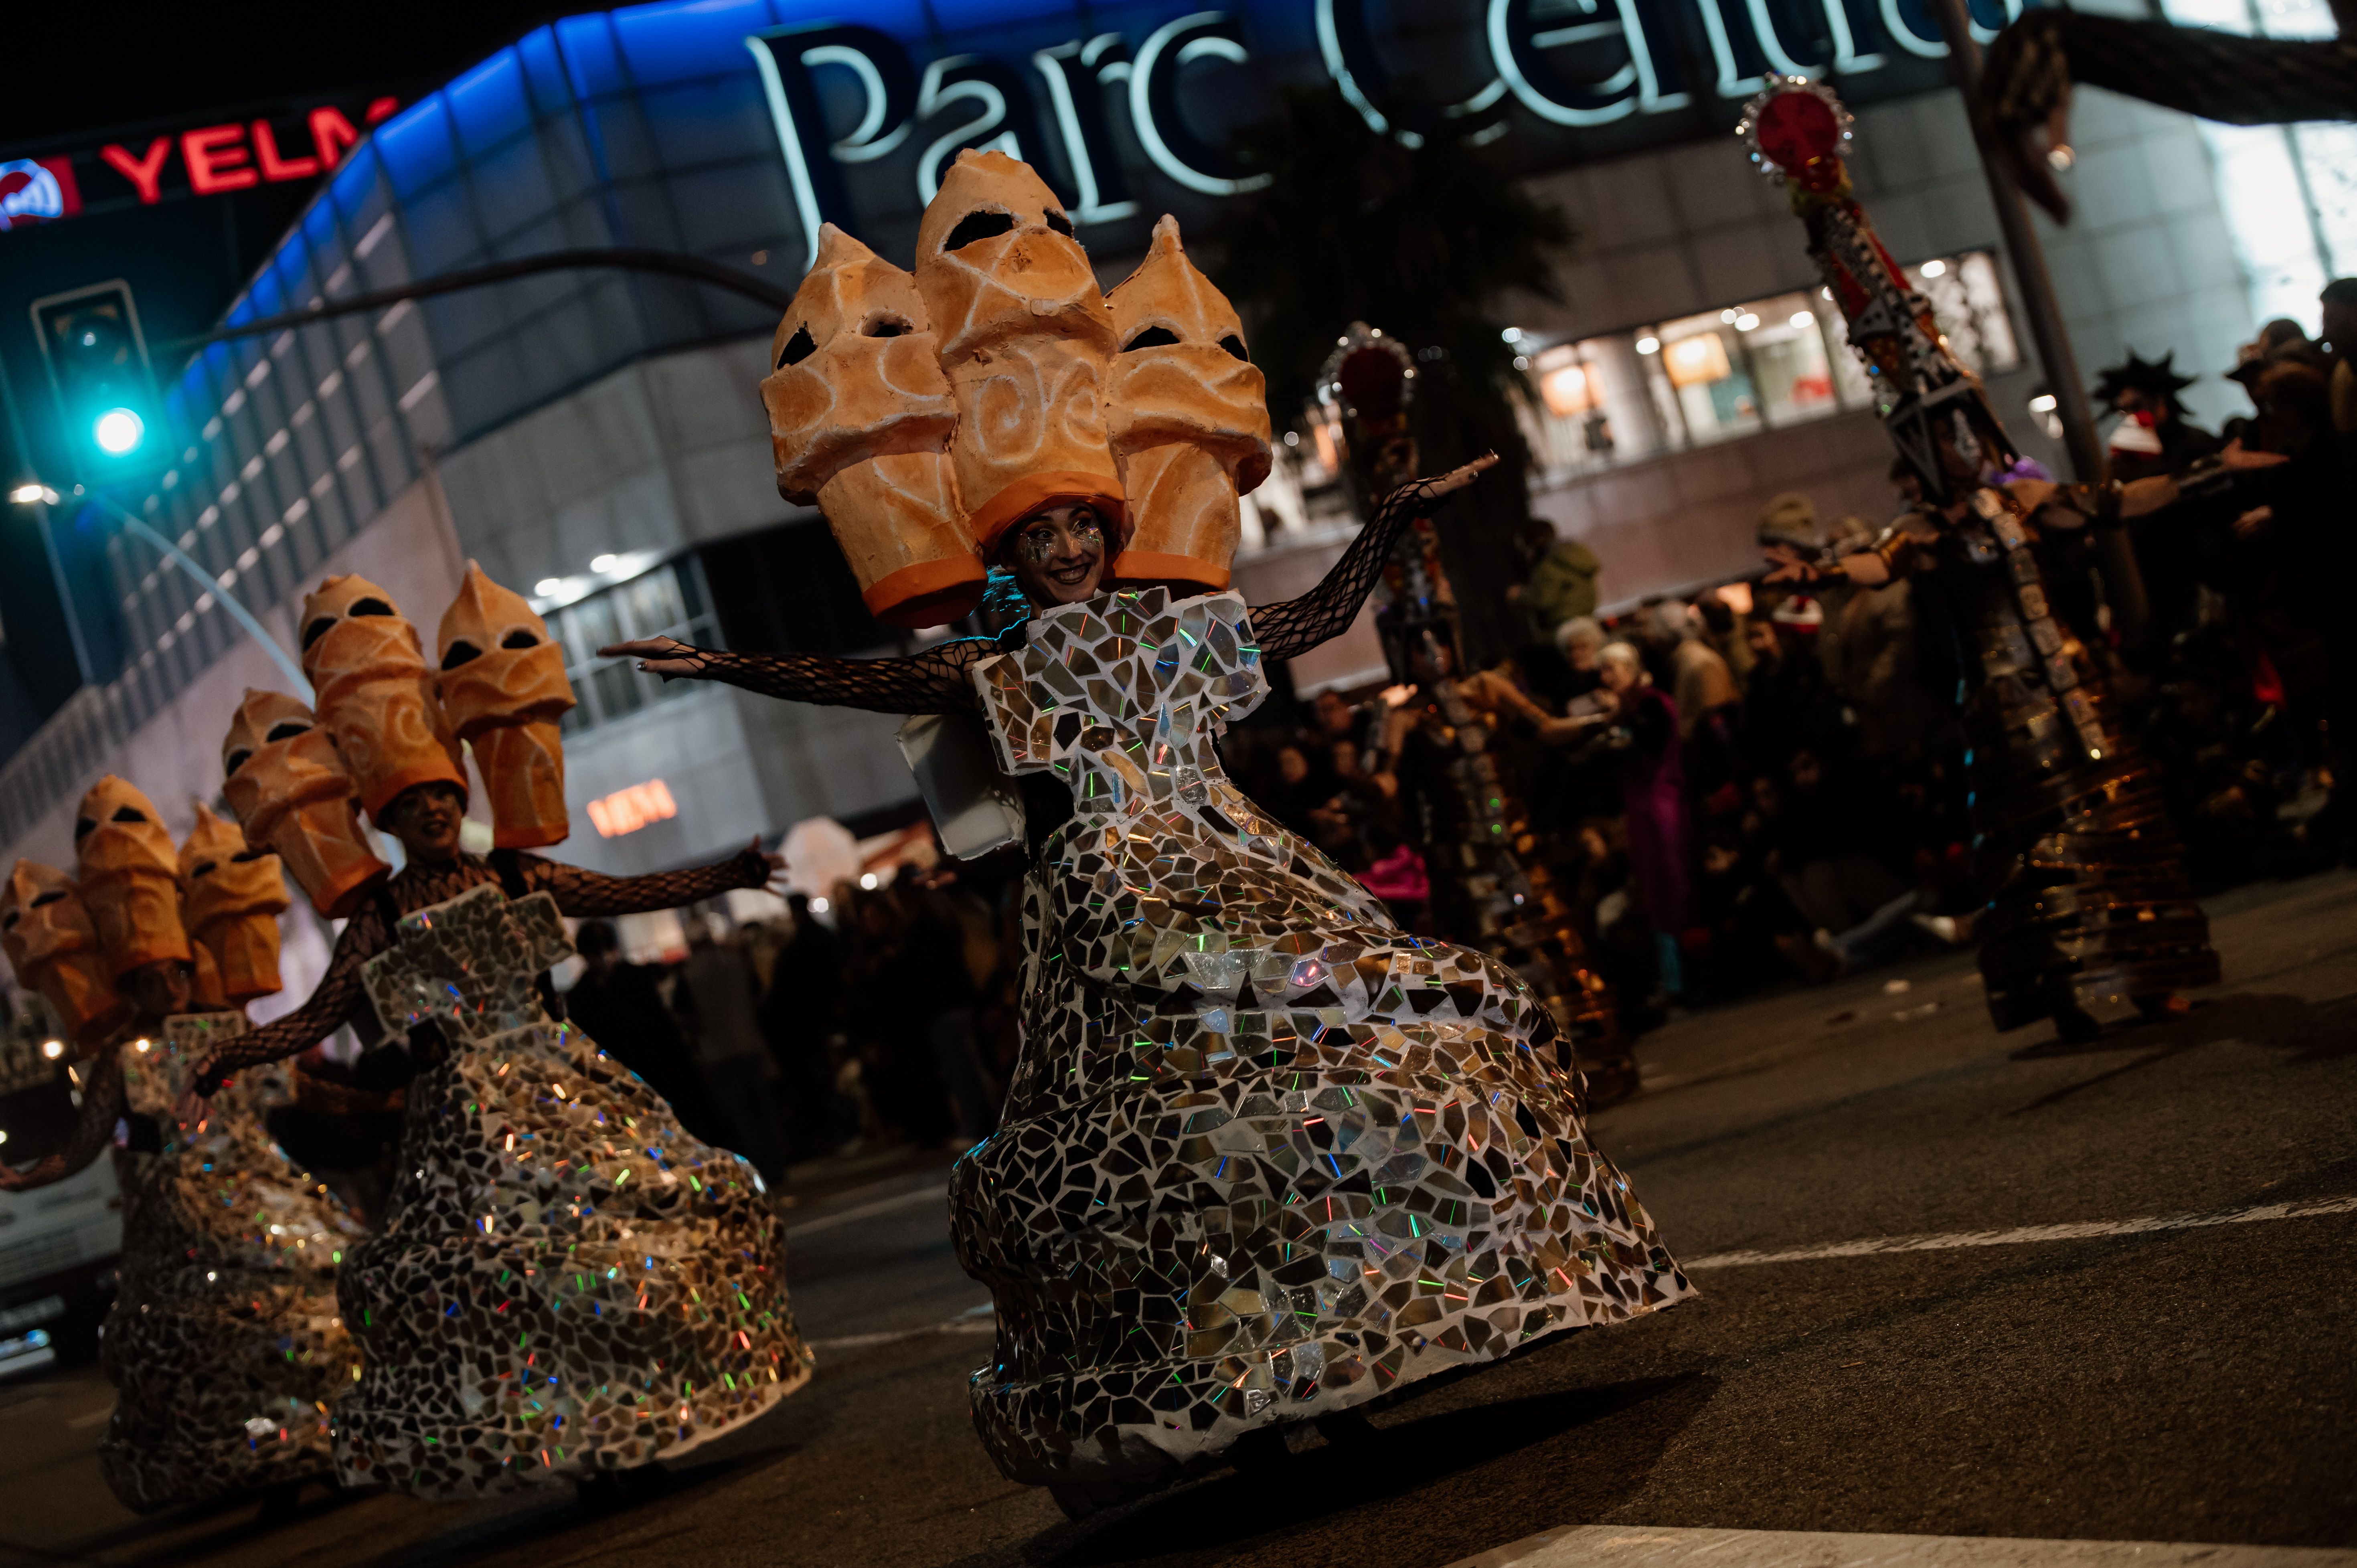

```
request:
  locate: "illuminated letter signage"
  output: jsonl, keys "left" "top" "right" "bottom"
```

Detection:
{"left": 587, "top": 779, "right": 678, "bottom": 838}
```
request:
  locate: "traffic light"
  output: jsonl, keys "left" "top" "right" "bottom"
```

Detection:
{"left": 29, "top": 280, "right": 165, "bottom": 485}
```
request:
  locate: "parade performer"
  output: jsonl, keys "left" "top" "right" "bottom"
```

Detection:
{"left": 1744, "top": 81, "right": 2246, "bottom": 1040}
{"left": 0, "top": 778, "right": 362, "bottom": 1513}
{"left": 191, "top": 571, "right": 811, "bottom": 1499}
{"left": 604, "top": 152, "right": 1689, "bottom": 1511}
{"left": 1319, "top": 325, "right": 1634, "bottom": 1105}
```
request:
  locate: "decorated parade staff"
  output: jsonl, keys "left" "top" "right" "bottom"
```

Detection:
{"left": 191, "top": 572, "right": 812, "bottom": 1499}
{"left": 0, "top": 776, "right": 362, "bottom": 1514}
{"left": 603, "top": 149, "right": 1688, "bottom": 1513}
{"left": 1322, "top": 324, "right": 1634, "bottom": 1106}
{"left": 1743, "top": 79, "right": 2275, "bottom": 1040}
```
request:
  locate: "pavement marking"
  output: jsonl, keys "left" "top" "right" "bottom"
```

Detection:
{"left": 807, "top": 1302, "right": 994, "bottom": 1354}
{"left": 1685, "top": 1195, "right": 2357, "bottom": 1271}
{"left": 785, "top": 1182, "right": 948, "bottom": 1239}
{"left": 1447, "top": 1525, "right": 2357, "bottom": 1567}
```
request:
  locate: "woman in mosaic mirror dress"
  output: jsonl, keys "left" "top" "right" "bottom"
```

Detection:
{"left": 0, "top": 779, "right": 363, "bottom": 1514}
{"left": 188, "top": 569, "right": 812, "bottom": 1500}
{"left": 603, "top": 150, "right": 1691, "bottom": 1514}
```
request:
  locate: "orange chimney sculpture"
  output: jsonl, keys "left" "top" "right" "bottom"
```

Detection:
{"left": 435, "top": 564, "right": 576, "bottom": 848}
{"left": 1, "top": 861, "right": 130, "bottom": 1045}
{"left": 222, "top": 690, "right": 389, "bottom": 919}
{"left": 179, "top": 801, "right": 288, "bottom": 1004}
{"left": 73, "top": 776, "right": 189, "bottom": 979}
{"left": 297, "top": 575, "right": 465, "bottom": 821}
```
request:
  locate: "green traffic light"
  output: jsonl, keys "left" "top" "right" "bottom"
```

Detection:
{"left": 93, "top": 407, "right": 145, "bottom": 455}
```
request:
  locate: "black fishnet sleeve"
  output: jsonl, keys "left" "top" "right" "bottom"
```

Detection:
{"left": 194, "top": 900, "right": 389, "bottom": 1090}
{"left": 520, "top": 846, "right": 769, "bottom": 917}
{"left": 0, "top": 1052, "right": 123, "bottom": 1191}
{"left": 1984, "top": 10, "right": 2357, "bottom": 138}
{"left": 1252, "top": 477, "right": 1448, "bottom": 662}
{"left": 650, "top": 638, "right": 996, "bottom": 715}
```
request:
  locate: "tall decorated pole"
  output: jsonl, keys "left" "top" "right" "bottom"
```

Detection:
{"left": 1739, "top": 78, "right": 2219, "bottom": 1041}
{"left": 1736, "top": 82, "right": 2021, "bottom": 507}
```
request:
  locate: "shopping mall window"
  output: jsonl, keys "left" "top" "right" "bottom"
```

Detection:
{"left": 1520, "top": 250, "right": 2021, "bottom": 480}
{"left": 547, "top": 558, "right": 718, "bottom": 736}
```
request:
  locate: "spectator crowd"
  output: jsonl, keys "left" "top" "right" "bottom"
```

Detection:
{"left": 559, "top": 283, "right": 2357, "bottom": 1180}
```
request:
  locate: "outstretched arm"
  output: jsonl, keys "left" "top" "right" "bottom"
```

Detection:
{"left": 1252, "top": 455, "right": 1498, "bottom": 663}
{"left": 597, "top": 635, "right": 997, "bottom": 716}
{"left": 520, "top": 841, "right": 777, "bottom": 917}
{"left": 1982, "top": 10, "right": 2357, "bottom": 221}
{"left": 193, "top": 902, "right": 386, "bottom": 1091}
{"left": 0, "top": 1053, "right": 123, "bottom": 1191}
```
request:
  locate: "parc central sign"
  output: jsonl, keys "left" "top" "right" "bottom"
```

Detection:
{"left": 744, "top": 0, "right": 2022, "bottom": 267}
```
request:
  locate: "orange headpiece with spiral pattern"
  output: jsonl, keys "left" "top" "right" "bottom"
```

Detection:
{"left": 1, "top": 861, "right": 130, "bottom": 1045}
{"left": 179, "top": 801, "right": 288, "bottom": 1005}
{"left": 435, "top": 563, "right": 575, "bottom": 849}
{"left": 1103, "top": 216, "right": 1272, "bottom": 591}
{"left": 298, "top": 574, "right": 466, "bottom": 821}
{"left": 73, "top": 775, "right": 189, "bottom": 979}
{"left": 222, "top": 689, "right": 390, "bottom": 919}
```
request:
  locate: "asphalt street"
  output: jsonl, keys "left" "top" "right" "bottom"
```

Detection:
{"left": 2, "top": 870, "right": 2353, "bottom": 1568}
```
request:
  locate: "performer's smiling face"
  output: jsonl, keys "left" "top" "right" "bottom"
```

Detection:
{"left": 382, "top": 781, "right": 468, "bottom": 862}
{"left": 1006, "top": 504, "right": 1106, "bottom": 607}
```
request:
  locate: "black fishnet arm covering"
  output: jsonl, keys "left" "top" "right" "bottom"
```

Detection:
{"left": 196, "top": 899, "right": 391, "bottom": 1085}
{"left": 1252, "top": 477, "right": 1447, "bottom": 661}
{"left": 652, "top": 639, "right": 996, "bottom": 715}
{"left": 514, "top": 846, "right": 769, "bottom": 915}
{"left": 0, "top": 1051, "right": 124, "bottom": 1192}
{"left": 1984, "top": 10, "right": 2357, "bottom": 137}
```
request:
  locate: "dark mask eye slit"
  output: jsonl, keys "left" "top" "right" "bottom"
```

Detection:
{"left": 944, "top": 209, "right": 1016, "bottom": 250}
{"left": 1220, "top": 334, "right": 1249, "bottom": 362}
{"left": 863, "top": 317, "right": 909, "bottom": 338}
{"left": 442, "top": 640, "right": 482, "bottom": 670}
{"left": 777, "top": 325, "right": 817, "bottom": 368}
{"left": 111, "top": 805, "right": 147, "bottom": 824}
{"left": 1, "top": 910, "right": 16, "bottom": 930}
{"left": 350, "top": 598, "right": 395, "bottom": 617}
{"left": 1043, "top": 209, "right": 1074, "bottom": 237}
{"left": 29, "top": 890, "right": 65, "bottom": 909}
{"left": 231, "top": 848, "right": 273, "bottom": 863}
{"left": 499, "top": 629, "right": 539, "bottom": 649}
{"left": 225, "top": 747, "right": 254, "bottom": 775}
{"left": 1123, "top": 326, "right": 1180, "bottom": 352}
{"left": 302, "top": 617, "right": 336, "bottom": 649}
{"left": 190, "top": 859, "right": 217, "bottom": 878}
{"left": 263, "top": 722, "right": 311, "bottom": 743}
{"left": 73, "top": 817, "right": 95, "bottom": 841}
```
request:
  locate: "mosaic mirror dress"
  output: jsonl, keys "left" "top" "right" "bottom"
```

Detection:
{"left": 339, "top": 885, "right": 810, "bottom": 1497}
{"left": 949, "top": 588, "right": 1691, "bottom": 1490}
{"left": 103, "top": 1012, "right": 365, "bottom": 1512}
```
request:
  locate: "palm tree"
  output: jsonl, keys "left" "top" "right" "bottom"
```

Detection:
{"left": 1213, "top": 85, "right": 1573, "bottom": 664}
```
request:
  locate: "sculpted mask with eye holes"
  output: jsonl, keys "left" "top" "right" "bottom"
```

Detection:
{"left": 299, "top": 574, "right": 466, "bottom": 823}
{"left": 436, "top": 563, "right": 577, "bottom": 848}
{"left": 73, "top": 775, "right": 190, "bottom": 980}
{"left": 222, "top": 688, "right": 390, "bottom": 919}
{"left": 2, "top": 860, "right": 130, "bottom": 1046}
{"left": 1104, "top": 216, "right": 1274, "bottom": 591}
{"left": 762, "top": 225, "right": 982, "bottom": 627}
{"left": 178, "top": 800, "right": 289, "bottom": 1005}
{"left": 913, "top": 149, "right": 1124, "bottom": 556}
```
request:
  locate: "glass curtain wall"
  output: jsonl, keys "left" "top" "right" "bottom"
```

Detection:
{"left": 1520, "top": 249, "right": 2021, "bottom": 482}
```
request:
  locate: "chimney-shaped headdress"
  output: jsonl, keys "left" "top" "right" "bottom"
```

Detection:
{"left": 222, "top": 689, "right": 389, "bottom": 919}
{"left": 73, "top": 775, "right": 188, "bottom": 979}
{"left": 914, "top": 150, "right": 1124, "bottom": 556}
{"left": 1104, "top": 216, "right": 1272, "bottom": 591}
{"left": 435, "top": 563, "right": 575, "bottom": 848}
{"left": 179, "top": 800, "right": 288, "bottom": 1005}
{"left": 761, "top": 226, "right": 981, "bottom": 627}
{"left": 298, "top": 574, "right": 466, "bottom": 822}
{"left": 2, "top": 861, "right": 130, "bottom": 1045}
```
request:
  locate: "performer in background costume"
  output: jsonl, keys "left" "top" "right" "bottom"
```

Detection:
{"left": 606, "top": 152, "right": 1688, "bottom": 1513}
{"left": 0, "top": 779, "right": 362, "bottom": 1513}
{"left": 1320, "top": 325, "right": 1632, "bottom": 1105}
{"left": 1743, "top": 81, "right": 2267, "bottom": 1040}
{"left": 193, "top": 571, "right": 810, "bottom": 1499}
